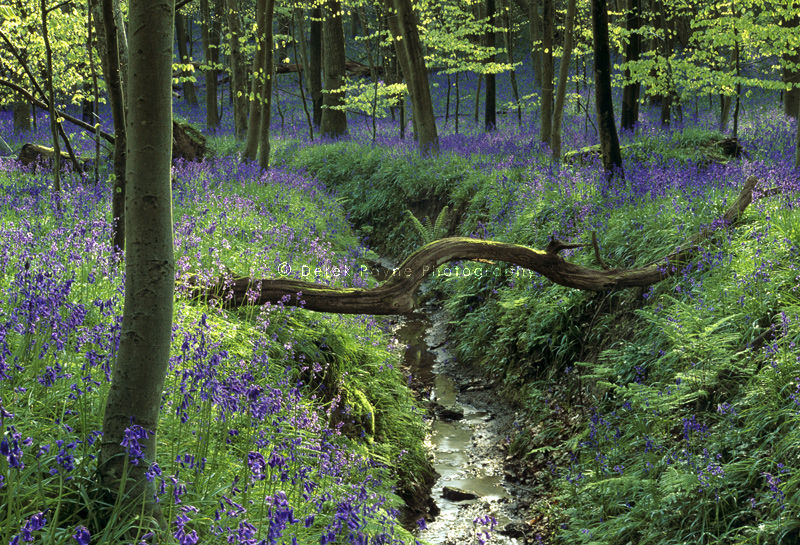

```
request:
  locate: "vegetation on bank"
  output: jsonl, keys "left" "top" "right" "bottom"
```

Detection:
{"left": 0, "top": 149, "right": 429, "bottom": 544}
{"left": 287, "top": 107, "right": 800, "bottom": 544}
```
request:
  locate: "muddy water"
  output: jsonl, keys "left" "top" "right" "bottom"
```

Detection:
{"left": 395, "top": 313, "right": 530, "bottom": 545}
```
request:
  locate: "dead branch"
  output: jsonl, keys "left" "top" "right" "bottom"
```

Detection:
{"left": 187, "top": 176, "right": 758, "bottom": 315}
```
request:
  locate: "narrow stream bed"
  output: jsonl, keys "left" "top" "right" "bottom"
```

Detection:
{"left": 394, "top": 310, "right": 538, "bottom": 544}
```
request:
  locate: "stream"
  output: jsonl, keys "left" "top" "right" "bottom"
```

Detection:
{"left": 394, "top": 310, "right": 539, "bottom": 545}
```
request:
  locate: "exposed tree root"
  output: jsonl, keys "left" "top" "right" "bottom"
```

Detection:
{"left": 187, "top": 176, "right": 758, "bottom": 315}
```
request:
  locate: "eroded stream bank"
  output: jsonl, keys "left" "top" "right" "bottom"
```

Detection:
{"left": 394, "top": 310, "right": 543, "bottom": 544}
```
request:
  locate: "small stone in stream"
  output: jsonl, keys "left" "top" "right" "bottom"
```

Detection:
{"left": 441, "top": 486, "right": 479, "bottom": 501}
{"left": 499, "top": 521, "right": 531, "bottom": 538}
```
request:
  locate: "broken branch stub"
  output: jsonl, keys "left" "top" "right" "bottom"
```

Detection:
{"left": 188, "top": 176, "right": 758, "bottom": 315}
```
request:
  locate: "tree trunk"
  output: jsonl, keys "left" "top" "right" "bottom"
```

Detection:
{"left": 782, "top": 11, "right": 800, "bottom": 118}
{"left": 102, "top": 0, "right": 127, "bottom": 251}
{"left": 310, "top": 6, "right": 323, "bottom": 127}
{"left": 243, "top": 0, "right": 266, "bottom": 160}
{"left": 485, "top": 0, "right": 496, "bottom": 131}
{"left": 540, "top": 0, "right": 553, "bottom": 144}
{"left": 500, "top": 0, "right": 522, "bottom": 126}
{"left": 591, "top": 0, "right": 623, "bottom": 176}
{"left": 13, "top": 100, "right": 30, "bottom": 131}
{"left": 257, "top": 0, "right": 276, "bottom": 168}
{"left": 292, "top": 8, "right": 314, "bottom": 140}
{"left": 320, "top": 0, "right": 347, "bottom": 138}
{"left": 387, "top": 0, "right": 439, "bottom": 153}
{"left": 99, "top": 0, "right": 174, "bottom": 531}
{"left": 226, "top": 0, "right": 247, "bottom": 138}
{"left": 620, "top": 0, "right": 640, "bottom": 131}
{"left": 41, "top": 0, "right": 61, "bottom": 197}
{"left": 175, "top": 13, "right": 198, "bottom": 105}
{"left": 200, "top": 0, "right": 220, "bottom": 129}
{"left": 551, "top": 0, "right": 576, "bottom": 159}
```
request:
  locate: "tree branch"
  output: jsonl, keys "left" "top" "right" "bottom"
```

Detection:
{"left": 187, "top": 177, "right": 758, "bottom": 315}
{"left": 0, "top": 78, "right": 115, "bottom": 143}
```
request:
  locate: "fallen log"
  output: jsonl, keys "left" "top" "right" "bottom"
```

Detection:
{"left": 187, "top": 176, "right": 758, "bottom": 315}
{"left": 18, "top": 143, "right": 91, "bottom": 171}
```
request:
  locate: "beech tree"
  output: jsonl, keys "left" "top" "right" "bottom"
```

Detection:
{"left": 320, "top": 0, "right": 347, "bottom": 138}
{"left": 591, "top": 0, "right": 623, "bottom": 176}
{"left": 99, "top": 0, "right": 175, "bottom": 529}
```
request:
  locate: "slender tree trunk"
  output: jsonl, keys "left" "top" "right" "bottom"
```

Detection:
{"left": 257, "top": 0, "right": 276, "bottom": 168}
{"left": 102, "top": 0, "right": 127, "bottom": 250}
{"left": 99, "top": 0, "right": 174, "bottom": 531}
{"left": 731, "top": 0, "right": 741, "bottom": 139}
{"left": 782, "top": 11, "right": 800, "bottom": 118}
{"left": 656, "top": 0, "right": 672, "bottom": 126}
{"left": 310, "top": 6, "right": 323, "bottom": 127}
{"left": 500, "top": 0, "right": 521, "bottom": 126}
{"left": 387, "top": 0, "right": 438, "bottom": 153}
{"left": 200, "top": 0, "right": 220, "bottom": 128}
{"left": 540, "top": 0, "right": 553, "bottom": 144}
{"left": 591, "top": 0, "right": 623, "bottom": 176}
{"left": 112, "top": 0, "right": 128, "bottom": 91}
{"left": 41, "top": 0, "right": 61, "bottom": 199}
{"left": 551, "top": 0, "right": 576, "bottom": 159}
{"left": 225, "top": 0, "right": 248, "bottom": 138}
{"left": 243, "top": 0, "right": 266, "bottom": 160}
{"left": 795, "top": 109, "right": 800, "bottom": 167}
{"left": 175, "top": 13, "right": 198, "bottom": 105}
{"left": 525, "top": 0, "right": 543, "bottom": 88}
{"left": 620, "top": 0, "right": 641, "bottom": 131}
{"left": 485, "top": 0, "right": 496, "bottom": 131}
{"left": 292, "top": 9, "right": 314, "bottom": 140}
{"left": 320, "top": 0, "right": 347, "bottom": 138}
{"left": 13, "top": 100, "right": 29, "bottom": 131}
{"left": 88, "top": 4, "right": 101, "bottom": 184}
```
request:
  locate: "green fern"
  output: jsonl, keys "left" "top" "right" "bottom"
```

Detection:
{"left": 405, "top": 206, "right": 450, "bottom": 245}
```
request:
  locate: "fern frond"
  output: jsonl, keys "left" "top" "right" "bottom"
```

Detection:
{"left": 404, "top": 209, "right": 432, "bottom": 244}
{"left": 433, "top": 205, "right": 450, "bottom": 239}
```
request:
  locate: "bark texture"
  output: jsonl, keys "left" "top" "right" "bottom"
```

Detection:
{"left": 591, "top": 0, "right": 623, "bottom": 176}
{"left": 257, "top": 0, "right": 276, "bottom": 168}
{"left": 200, "top": 0, "right": 220, "bottom": 128}
{"left": 320, "top": 0, "right": 348, "bottom": 138}
{"left": 309, "top": 6, "right": 323, "bottom": 127}
{"left": 550, "top": 0, "right": 576, "bottom": 158}
{"left": 484, "top": 0, "right": 496, "bottom": 131}
{"left": 387, "top": 0, "right": 439, "bottom": 153}
{"left": 243, "top": 0, "right": 266, "bottom": 160}
{"left": 175, "top": 13, "right": 198, "bottom": 105}
{"left": 620, "top": 0, "right": 641, "bottom": 131}
{"left": 99, "top": 0, "right": 175, "bottom": 528}
{"left": 225, "top": 0, "right": 248, "bottom": 138}
{"left": 191, "top": 177, "right": 758, "bottom": 315}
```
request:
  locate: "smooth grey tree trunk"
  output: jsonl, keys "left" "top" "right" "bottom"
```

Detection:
{"left": 102, "top": 0, "right": 127, "bottom": 251}
{"left": 243, "top": 0, "right": 266, "bottom": 160}
{"left": 99, "top": 0, "right": 174, "bottom": 531}
{"left": 550, "top": 0, "right": 576, "bottom": 159}
{"left": 485, "top": 0, "right": 496, "bottom": 131}
{"left": 225, "top": 0, "right": 248, "bottom": 138}
{"left": 257, "top": 0, "right": 276, "bottom": 168}
{"left": 620, "top": 0, "right": 641, "bottom": 131}
{"left": 310, "top": 6, "right": 323, "bottom": 127}
{"left": 591, "top": 0, "right": 623, "bottom": 176}
{"left": 388, "top": 0, "right": 438, "bottom": 153}
{"left": 175, "top": 13, "right": 198, "bottom": 105}
{"left": 200, "top": 0, "right": 220, "bottom": 128}
{"left": 320, "top": 0, "right": 347, "bottom": 137}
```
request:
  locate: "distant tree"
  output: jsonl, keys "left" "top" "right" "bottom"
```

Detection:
{"left": 620, "top": 0, "right": 641, "bottom": 131}
{"left": 485, "top": 0, "right": 496, "bottom": 131}
{"left": 257, "top": 0, "right": 275, "bottom": 167}
{"left": 550, "top": 0, "right": 577, "bottom": 159}
{"left": 99, "top": 0, "right": 175, "bottom": 532}
{"left": 320, "top": 0, "right": 347, "bottom": 137}
{"left": 199, "top": 0, "right": 220, "bottom": 129}
{"left": 225, "top": 0, "right": 248, "bottom": 138}
{"left": 591, "top": 0, "right": 623, "bottom": 176}
{"left": 243, "top": 0, "right": 267, "bottom": 161}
